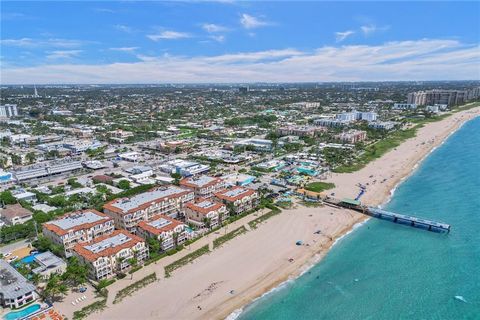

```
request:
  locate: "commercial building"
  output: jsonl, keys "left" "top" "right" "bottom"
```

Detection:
{"left": 233, "top": 139, "right": 273, "bottom": 152}
{"left": 1, "top": 204, "right": 33, "bottom": 226}
{"left": 185, "top": 199, "right": 227, "bottom": 229}
{"left": 313, "top": 118, "right": 348, "bottom": 128}
{"left": 42, "top": 209, "right": 115, "bottom": 256}
{"left": 73, "top": 230, "right": 149, "bottom": 280}
{"left": 63, "top": 140, "right": 102, "bottom": 154}
{"left": 0, "top": 260, "right": 38, "bottom": 309}
{"left": 214, "top": 186, "right": 259, "bottom": 214}
{"left": 103, "top": 185, "right": 194, "bottom": 233}
{"left": 179, "top": 175, "right": 225, "bottom": 199}
{"left": 13, "top": 160, "right": 83, "bottom": 182}
{"left": 159, "top": 159, "right": 209, "bottom": 177}
{"left": 0, "top": 104, "right": 18, "bottom": 118}
{"left": 222, "top": 173, "right": 256, "bottom": 186}
{"left": 137, "top": 215, "right": 187, "bottom": 251}
{"left": 277, "top": 126, "right": 317, "bottom": 137}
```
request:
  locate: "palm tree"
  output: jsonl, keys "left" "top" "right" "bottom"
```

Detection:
{"left": 43, "top": 274, "right": 68, "bottom": 302}
{"left": 172, "top": 232, "right": 179, "bottom": 247}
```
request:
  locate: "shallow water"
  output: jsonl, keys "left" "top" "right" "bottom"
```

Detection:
{"left": 238, "top": 116, "right": 480, "bottom": 320}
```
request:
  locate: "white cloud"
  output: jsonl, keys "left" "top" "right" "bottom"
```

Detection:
{"left": 46, "top": 50, "right": 82, "bottom": 59}
{"left": 0, "top": 38, "right": 87, "bottom": 48}
{"left": 335, "top": 30, "right": 355, "bottom": 42}
{"left": 114, "top": 24, "right": 134, "bottom": 33}
{"left": 202, "top": 23, "right": 229, "bottom": 33}
{"left": 109, "top": 47, "right": 139, "bottom": 52}
{"left": 360, "top": 24, "right": 389, "bottom": 36}
{"left": 240, "top": 14, "right": 269, "bottom": 29}
{"left": 2, "top": 40, "right": 479, "bottom": 84}
{"left": 209, "top": 35, "right": 226, "bottom": 43}
{"left": 147, "top": 31, "right": 191, "bottom": 41}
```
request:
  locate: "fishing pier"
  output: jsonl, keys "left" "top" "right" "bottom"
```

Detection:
{"left": 323, "top": 197, "right": 451, "bottom": 233}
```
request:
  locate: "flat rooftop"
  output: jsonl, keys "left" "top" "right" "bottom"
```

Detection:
{"left": 110, "top": 186, "right": 188, "bottom": 212}
{"left": 183, "top": 175, "right": 216, "bottom": 187}
{"left": 0, "top": 259, "right": 36, "bottom": 300}
{"left": 84, "top": 233, "right": 132, "bottom": 254}
{"left": 50, "top": 210, "right": 104, "bottom": 230}
{"left": 147, "top": 217, "right": 172, "bottom": 229}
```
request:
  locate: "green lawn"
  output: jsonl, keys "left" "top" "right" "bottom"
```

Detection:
{"left": 304, "top": 181, "right": 335, "bottom": 193}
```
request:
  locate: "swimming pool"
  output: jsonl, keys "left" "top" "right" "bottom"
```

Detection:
{"left": 20, "top": 254, "right": 39, "bottom": 264}
{"left": 3, "top": 303, "right": 41, "bottom": 320}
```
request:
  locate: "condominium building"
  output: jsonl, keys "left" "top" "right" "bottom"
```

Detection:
{"left": 73, "top": 230, "right": 148, "bottom": 280}
{"left": 233, "top": 139, "right": 273, "bottom": 152}
{"left": 214, "top": 186, "right": 260, "bottom": 214}
{"left": 407, "top": 88, "right": 480, "bottom": 106}
{"left": 0, "top": 260, "right": 38, "bottom": 309}
{"left": 42, "top": 209, "right": 115, "bottom": 256}
{"left": 0, "top": 104, "right": 18, "bottom": 118}
{"left": 137, "top": 215, "right": 187, "bottom": 251}
{"left": 185, "top": 199, "right": 228, "bottom": 229}
{"left": 103, "top": 185, "right": 194, "bottom": 233}
{"left": 336, "top": 130, "right": 367, "bottom": 144}
{"left": 179, "top": 175, "right": 225, "bottom": 199}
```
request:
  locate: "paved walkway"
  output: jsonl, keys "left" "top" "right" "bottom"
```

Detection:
{"left": 55, "top": 208, "right": 271, "bottom": 318}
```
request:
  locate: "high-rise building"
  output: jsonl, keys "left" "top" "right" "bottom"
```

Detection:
{"left": 0, "top": 104, "right": 18, "bottom": 118}
{"left": 407, "top": 88, "right": 480, "bottom": 106}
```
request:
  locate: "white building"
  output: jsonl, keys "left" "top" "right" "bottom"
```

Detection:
{"left": 393, "top": 103, "right": 417, "bottom": 110}
{"left": 73, "top": 230, "right": 148, "bottom": 280}
{"left": 0, "top": 260, "right": 38, "bottom": 309}
{"left": 103, "top": 185, "right": 194, "bottom": 233}
{"left": 185, "top": 199, "right": 228, "bottom": 229}
{"left": 42, "top": 209, "right": 115, "bottom": 256}
{"left": 179, "top": 175, "right": 225, "bottom": 199}
{"left": 0, "top": 104, "right": 18, "bottom": 118}
{"left": 233, "top": 138, "right": 273, "bottom": 152}
{"left": 137, "top": 215, "right": 187, "bottom": 251}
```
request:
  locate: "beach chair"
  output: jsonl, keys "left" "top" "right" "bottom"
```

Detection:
{"left": 71, "top": 302, "right": 76, "bottom": 306}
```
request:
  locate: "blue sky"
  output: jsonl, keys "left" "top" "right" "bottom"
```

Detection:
{"left": 1, "top": 1, "right": 479, "bottom": 84}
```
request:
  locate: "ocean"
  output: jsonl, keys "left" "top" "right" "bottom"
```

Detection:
{"left": 237, "top": 116, "right": 480, "bottom": 320}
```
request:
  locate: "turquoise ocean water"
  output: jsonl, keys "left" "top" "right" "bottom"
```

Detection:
{"left": 238, "top": 116, "right": 480, "bottom": 320}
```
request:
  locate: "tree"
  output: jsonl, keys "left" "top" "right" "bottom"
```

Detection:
{"left": 63, "top": 256, "right": 88, "bottom": 287}
{"left": 11, "top": 154, "right": 22, "bottom": 165}
{"left": 202, "top": 217, "right": 212, "bottom": 229}
{"left": 170, "top": 173, "right": 182, "bottom": 185}
{"left": 26, "top": 152, "right": 36, "bottom": 164}
{"left": 147, "top": 237, "right": 161, "bottom": 254}
{"left": 0, "top": 190, "right": 17, "bottom": 205}
{"left": 117, "top": 179, "right": 131, "bottom": 190}
{"left": 172, "top": 232, "right": 179, "bottom": 247}
{"left": 43, "top": 274, "right": 68, "bottom": 302}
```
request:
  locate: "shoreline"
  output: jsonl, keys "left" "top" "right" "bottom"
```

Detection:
{"left": 219, "top": 107, "right": 480, "bottom": 320}
{"left": 81, "top": 106, "right": 480, "bottom": 320}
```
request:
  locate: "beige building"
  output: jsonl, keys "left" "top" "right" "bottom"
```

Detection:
{"left": 214, "top": 186, "right": 260, "bottom": 214}
{"left": 185, "top": 198, "right": 228, "bottom": 229}
{"left": 1, "top": 204, "right": 33, "bottom": 226}
{"left": 103, "top": 185, "right": 194, "bottom": 233}
{"left": 73, "top": 230, "right": 148, "bottom": 280}
{"left": 179, "top": 175, "right": 225, "bottom": 199}
{"left": 336, "top": 130, "right": 367, "bottom": 144}
{"left": 42, "top": 209, "right": 115, "bottom": 256}
{"left": 137, "top": 215, "right": 186, "bottom": 251}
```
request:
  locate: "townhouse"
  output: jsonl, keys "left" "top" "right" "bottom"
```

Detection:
{"left": 103, "top": 185, "right": 194, "bottom": 233}
{"left": 42, "top": 209, "right": 115, "bottom": 256}
{"left": 185, "top": 198, "right": 228, "bottom": 229}
{"left": 214, "top": 186, "right": 260, "bottom": 214}
{"left": 72, "top": 230, "right": 148, "bottom": 280}
{"left": 179, "top": 175, "right": 225, "bottom": 199}
{"left": 137, "top": 215, "right": 187, "bottom": 251}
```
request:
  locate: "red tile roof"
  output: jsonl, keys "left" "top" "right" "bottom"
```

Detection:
{"left": 185, "top": 198, "right": 225, "bottom": 215}
{"left": 73, "top": 229, "right": 143, "bottom": 262}
{"left": 43, "top": 209, "right": 112, "bottom": 237}
{"left": 137, "top": 215, "right": 184, "bottom": 236}
{"left": 214, "top": 186, "right": 257, "bottom": 202}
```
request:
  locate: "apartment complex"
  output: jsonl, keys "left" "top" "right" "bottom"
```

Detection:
{"left": 336, "top": 130, "right": 367, "bottom": 144}
{"left": 214, "top": 186, "right": 259, "bottom": 214}
{"left": 103, "top": 185, "right": 194, "bottom": 233}
{"left": 72, "top": 230, "right": 148, "bottom": 280}
{"left": 185, "top": 199, "right": 227, "bottom": 229}
{"left": 137, "top": 215, "right": 187, "bottom": 251}
{"left": 0, "top": 104, "right": 18, "bottom": 118}
{"left": 407, "top": 88, "right": 480, "bottom": 106}
{"left": 42, "top": 209, "right": 115, "bottom": 256}
{"left": 180, "top": 175, "right": 225, "bottom": 199}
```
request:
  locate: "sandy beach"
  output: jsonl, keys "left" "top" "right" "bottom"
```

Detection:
{"left": 72, "top": 106, "right": 480, "bottom": 320}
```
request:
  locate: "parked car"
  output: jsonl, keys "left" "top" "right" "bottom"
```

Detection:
{"left": 3, "top": 252, "right": 12, "bottom": 258}
{"left": 7, "top": 256, "right": 18, "bottom": 263}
